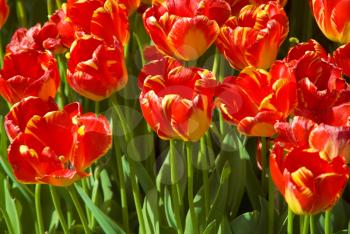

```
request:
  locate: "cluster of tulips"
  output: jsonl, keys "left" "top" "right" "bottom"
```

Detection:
{"left": 0, "top": 0, "right": 349, "bottom": 233}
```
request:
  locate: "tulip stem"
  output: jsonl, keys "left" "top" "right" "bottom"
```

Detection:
{"left": 268, "top": 173, "right": 274, "bottom": 234}
{"left": 67, "top": 186, "right": 91, "bottom": 234}
{"left": 16, "top": 0, "right": 27, "bottom": 27}
{"left": 325, "top": 211, "right": 331, "bottom": 234}
{"left": 261, "top": 137, "right": 268, "bottom": 195}
{"left": 170, "top": 140, "right": 184, "bottom": 234}
{"left": 287, "top": 207, "right": 294, "bottom": 234}
{"left": 55, "top": 0, "right": 62, "bottom": 8}
{"left": 186, "top": 142, "right": 199, "bottom": 234}
{"left": 212, "top": 48, "right": 220, "bottom": 76}
{"left": 310, "top": 215, "right": 315, "bottom": 234}
{"left": 114, "top": 136, "right": 130, "bottom": 233}
{"left": 95, "top": 101, "right": 100, "bottom": 114}
{"left": 302, "top": 216, "right": 309, "bottom": 234}
{"left": 47, "top": 0, "right": 54, "bottom": 17}
{"left": 111, "top": 97, "right": 146, "bottom": 234}
{"left": 50, "top": 186, "right": 69, "bottom": 234}
{"left": 35, "top": 184, "right": 45, "bottom": 234}
{"left": 200, "top": 137, "right": 210, "bottom": 219}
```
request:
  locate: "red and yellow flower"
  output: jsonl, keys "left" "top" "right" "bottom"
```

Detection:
{"left": 225, "top": 0, "right": 287, "bottom": 16}
{"left": 143, "top": 0, "right": 231, "bottom": 61}
{"left": 216, "top": 1, "right": 288, "bottom": 70}
{"left": 275, "top": 116, "right": 350, "bottom": 161}
{"left": 309, "top": 0, "right": 350, "bottom": 43}
{"left": 270, "top": 144, "right": 349, "bottom": 215}
{"left": 0, "top": 49, "right": 60, "bottom": 105}
{"left": 67, "top": 35, "right": 128, "bottom": 101}
{"left": 66, "top": 0, "right": 129, "bottom": 46}
{"left": 0, "top": 0, "right": 9, "bottom": 29}
{"left": 119, "top": 0, "right": 140, "bottom": 15}
{"left": 138, "top": 56, "right": 216, "bottom": 141}
{"left": 283, "top": 40, "right": 350, "bottom": 123}
{"left": 215, "top": 64, "right": 296, "bottom": 137}
{"left": 39, "top": 6, "right": 75, "bottom": 53}
{"left": 6, "top": 97, "right": 112, "bottom": 186}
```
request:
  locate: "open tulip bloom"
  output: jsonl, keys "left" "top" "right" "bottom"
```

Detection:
{"left": 1, "top": 0, "right": 350, "bottom": 233}
{"left": 5, "top": 97, "right": 112, "bottom": 186}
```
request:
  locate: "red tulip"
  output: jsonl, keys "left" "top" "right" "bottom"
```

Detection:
{"left": 0, "top": 49, "right": 60, "bottom": 105}
{"left": 270, "top": 144, "right": 349, "bottom": 215}
{"left": 66, "top": 0, "right": 129, "bottom": 46}
{"left": 39, "top": 6, "right": 75, "bottom": 53}
{"left": 309, "top": 0, "right": 350, "bottom": 43}
{"left": 6, "top": 24, "right": 45, "bottom": 53}
{"left": 275, "top": 116, "right": 350, "bottom": 161}
{"left": 6, "top": 97, "right": 112, "bottom": 186}
{"left": 274, "top": 116, "right": 316, "bottom": 149}
{"left": 143, "top": 0, "right": 231, "bottom": 61}
{"left": 119, "top": 0, "right": 140, "bottom": 15}
{"left": 309, "top": 124, "right": 350, "bottom": 161}
{"left": 215, "top": 64, "right": 296, "bottom": 136}
{"left": 334, "top": 43, "right": 350, "bottom": 78}
{"left": 225, "top": 0, "right": 287, "bottom": 16}
{"left": 138, "top": 56, "right": 216, "bottom": 141}
{"left": 67, "top": 35, "right": 127, "bottom": 101}
{"left": 283, "top": 40, "right": 350, "bottom": 123}
{"left": 0, "top": 0, "right": 9, "bottom": 29}
{"left": 5, "top": 96, "right": 58, "bottom": 141}
{"left": 216, "top": 1, "right": 288, "bottom": 69}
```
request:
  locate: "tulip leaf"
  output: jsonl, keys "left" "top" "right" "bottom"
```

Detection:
{"left": 231, "top": 211, "right": 260, "bottom": 234}
{"left": 203, "top": 220, "right": 218, "bottom": 234}
{"left": 142, "top": 189, "right": 160, "bottom": 234}
{"left": 163, "top": 187, "right": 177, "bottom": 228}
{"left": 207, "top": 162, "right": 231, "bottom": 223}
{"left": 75, "top": 184, "right": 125, "bottom": 234}
{"left": 218, "top": 216, "right": 232, "bottom": 234}
{"left": 216, "top": 128, "right": 247, "bottom": 217}
{"left": 0, "top": 177, "right": 21, "bottom": 234}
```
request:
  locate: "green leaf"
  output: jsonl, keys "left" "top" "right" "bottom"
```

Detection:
{"left": 0, "top": 177, "right": 21, "bottom": 234}
{"left": 231, "top": 211, "right": 260, "bottom": 234}
{"left": 142, "top": 189, "right": 160, "bottom": 234}
{"left": 216, "top": 129, "right": 247, "bottom": 217}
{"left": 163, "top": 187, "right": 176, "bottom": 228}
{"left": 207, "top": 162, "right": 231, "bottom": 223}
{"left": 75, "top": 184, "right": 125, "bottom": 234}
{"left": 218, "top": 216, "right": 232, "bottom": 234}
{"left": 203, "top": 220, "right": 218, "bottom": 234}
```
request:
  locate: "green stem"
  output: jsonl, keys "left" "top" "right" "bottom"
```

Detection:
{"left": 112, "top": 97, "right": 146, "bottom": 234}
{"left": 287, "top": 208, "right": 294, "bottom": 234}
{"left": 35, "top": 184, "right": 44, "bottom": 234}
{"left": 310, "top": 215, "right": 315, "bottom": 234}
{"left": 95, "top": 101, "right": 100, "bottom": 115}
{"left": 302, "top": 216, "right": 309, "bottom": 234}
{"left": 129, "top": 160, "right": 146, "bottom": 234}
{"left": 170, "top": 140, "right": 183, "bottom": 234}
{"left": 55, "top": 0, "right": 62, "bottom": 8}
{"left": 47, "top": 0, "right": 54, "bottom": 17}
{"left": 212, "top": 49, "right": 220, "bottom": 76}
{"left": 186, "top": 143, "right": 199, "bottom": 234}
{"left": 200, "top": 137, "right": 209, "bottom": 219}
{"left": 261, "top": 137, "right": 267, "bottom": 195}
{"left": 325, "top": 211, "right": 331, "bottom": 234}
{"left": 0, "top": 35, "right": 3, "bottom": 68}
{"left": 268, "top": 173, "right": 274, "bottom": 234}
{"left": 67, "top": 186, "right": 91, "bottom": 234}
{"left": 16, "top": 0, "right": 27, "bottom": 27}
{"left": 50, "top": 186, "right": 69, "bottom": 234}
{"left": 114, "top": 137, "right": 130, "bottom": 233}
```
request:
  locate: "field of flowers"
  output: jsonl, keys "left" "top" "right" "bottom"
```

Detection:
{"left": 0, "top": 0, "right": 349, "bottom": 233}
